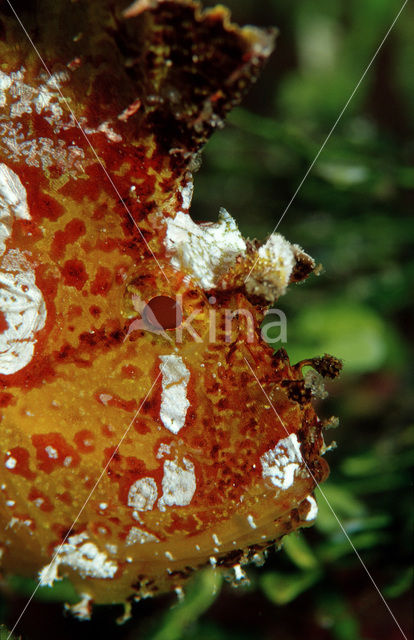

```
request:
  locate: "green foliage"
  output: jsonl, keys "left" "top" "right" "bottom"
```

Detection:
{"left": 265, "top": 300, "right": 395, "bottom": 373}
{"left": 314, "top": 589, "right": 365, "bottom": 640}
{"left": 260, "top": 569, "right": 321, "bottom": 606}
{"left": 146, "top": 569, "right": 222, "bottom": 640}
{"left": 0, "top": 625, "right": 19, "bottom": 640}
{"left": 5, "top": 577, "right": 79, "bottom": 605}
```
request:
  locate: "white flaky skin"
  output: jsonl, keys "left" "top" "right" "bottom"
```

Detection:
{"left": 245, "top": 233, "right": 297, "bottom": 301}
{"left": 165, "top": 207, "right": 247, "bottom": 289}
{"left": 0, "top": 163, "right": 47, "bottom": 375}
{"left": 165, "top": 202, "right": 304, "bottom": 302}
{"left": 159, "top": 354, "right": 191, "bottom": 434}
{"left": 158, "top": 458, "right": 197, "bottom": 512}
{"left": 260, "top": 433, "right": 308, "bottom": 491}
{"left": 0, "top": 162, "right": 32, "bottom": 255}
{"left": 39, "top": 533, "right": 118, "bottom": 587}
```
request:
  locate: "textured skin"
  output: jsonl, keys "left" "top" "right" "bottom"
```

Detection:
{"left": 0, "top": 0, "right": 336, "bottom": 607}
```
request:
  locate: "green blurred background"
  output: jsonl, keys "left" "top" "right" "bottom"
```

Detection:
{"left": 1, "top": 0, "right": 413, "bottom": 638}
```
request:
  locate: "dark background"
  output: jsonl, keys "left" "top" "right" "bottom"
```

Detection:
{"left": 1, "top": 0, "right": 413, "bottom": 638}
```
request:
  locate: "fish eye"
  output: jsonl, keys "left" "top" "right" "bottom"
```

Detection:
{"left": 142, "top": 295, "right": 182, "bottom": 330}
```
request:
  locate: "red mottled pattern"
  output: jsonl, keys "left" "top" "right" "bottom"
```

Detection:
{"left": 31, "top": 434, "right": 81, "bottom": 474}
{"left": 0, "top": 0, "right": 340, "bottom": 609}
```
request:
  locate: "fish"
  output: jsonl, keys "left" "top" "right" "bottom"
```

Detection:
{"left": 0, "top": 0, "right": 341, "bottom": 615}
